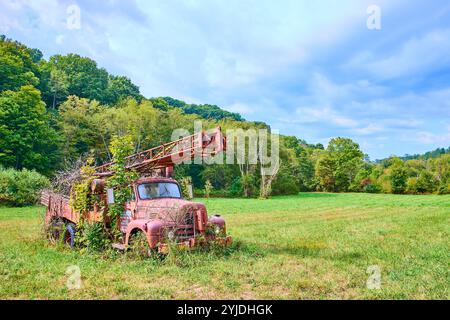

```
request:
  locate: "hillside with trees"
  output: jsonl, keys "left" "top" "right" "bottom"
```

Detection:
{"left": 162, "top": 97, "right": 244, "bottom": 122}
{"left": 397, "top": 147, "right": 450, "bottom": 161}
{"left": 0, "top": 35, "right": 449, "bottom": 206}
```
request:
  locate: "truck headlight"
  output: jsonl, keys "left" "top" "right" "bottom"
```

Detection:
{"left": 168, "top": 230, "right": 175, "bottom": 240}
{"left": 214, "top": 225, "right": 221, "bottom": 235}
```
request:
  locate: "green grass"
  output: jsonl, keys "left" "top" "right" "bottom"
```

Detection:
{"left": 0, "top": 193, "right": 449, "bottom": 299}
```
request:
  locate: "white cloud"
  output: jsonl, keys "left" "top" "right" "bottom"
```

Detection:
{"left": 416, "top": 131, "right": 450, "bottom": 144}
{"left": 347, "top": 28, "right": 450, "bottom": 79}
{"left": 353, "top": 124, "right": 384, "bottom": 135}
{"left": 306, "top": 72, "right": 388, "bottom": 106}
{"left": 203, "top": 49, "right": 265, "bottom": 89}
{"left": 225, "top": 102, "right": 255, "bottom": 115}
{"left": 295, "top": 106, "right": 358, "bottom": 127}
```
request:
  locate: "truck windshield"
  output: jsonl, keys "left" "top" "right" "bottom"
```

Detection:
{"left": 138, "top": 182, "right": 181, "bottom": 200}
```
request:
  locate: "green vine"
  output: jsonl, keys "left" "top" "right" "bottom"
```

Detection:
{"left": 67, "top": 136, "right": 138, "bottom": 247}
{"left": 70, "top": 157, "right": 96, "bottom": 216}
{"left": 106, "top": 135, "right": 138, "bottom": 240}
{"left": 69, "top": 157, "right": 110, "bottom": 250}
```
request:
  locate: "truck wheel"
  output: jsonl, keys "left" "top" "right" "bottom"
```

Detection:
{"left": 47, "top": 218, "right": 64, "bottom": 244}
{"left": 128, "top": 231, "right": 152, "bottom": 258}
{"left": 63, "top": 223, "right": 76, "bottom": 248}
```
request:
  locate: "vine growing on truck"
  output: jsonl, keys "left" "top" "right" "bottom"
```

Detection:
{"left": 69, "top": 157, "right": 109, "bottom": 251}
{"left": 107, "top": 135, "right": 138, "bottom": 240}
{"left": 70, "top": 157, "right": 96, "bottom": 214}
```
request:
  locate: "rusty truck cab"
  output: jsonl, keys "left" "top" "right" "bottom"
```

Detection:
{"left": 120, "top": 177, "right": 231, "bottom": 253}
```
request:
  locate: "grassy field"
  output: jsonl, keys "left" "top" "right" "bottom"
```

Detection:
{"left": 0, "top": 193, "right": 448, "bottom": 300}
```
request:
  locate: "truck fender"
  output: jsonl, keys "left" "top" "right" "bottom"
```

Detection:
{"left": 208, "top": 215, "right": 227, "bottom": 233}
{"left": 125, "top": 219, "right": 164, "bottom": 248}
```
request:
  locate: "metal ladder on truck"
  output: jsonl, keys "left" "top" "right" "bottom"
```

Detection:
{"left": 41, "top": 127, "right": 226, "bottom": 226}
{"left": 93, "top": 126, "right": 226, "bottom": 178}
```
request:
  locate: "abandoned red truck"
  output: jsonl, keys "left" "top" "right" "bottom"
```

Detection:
{"left": 41, "top": 127, "right": 232, "bottom": 255}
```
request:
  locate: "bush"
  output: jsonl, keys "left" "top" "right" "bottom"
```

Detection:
{"left": 363, "top": 183, "right": 381, "bottom": 193}
{"left": 437, "top": 182, "right": 450, "bottom": 195}
{"left": 272, "top": 174, "right": 299, "bottom": 195}
{"left": 0, "top": 168, "right": 49, "bottom": 206}
{"left": 406, "top": 177, "right": 418, "bottom": 194}
{"left": 376, "top": 174, "right": 392, "bottom": 194}
{"left": 416, "top": 171, "right": 437, "bottom": 193}
{"left": 227, "top": 177, "right": 242, "bottom": 197}
{"left": 179, "top": 176, "right": 193, "bottom": 199}
{"left": 76, "top": 222, "right": 110, "bottom": 252}
{"left": 204, "top": 180, "right": 213, "bottom": 198}
{"left": 390, "top": 165, "right": 408, "bottom": 194}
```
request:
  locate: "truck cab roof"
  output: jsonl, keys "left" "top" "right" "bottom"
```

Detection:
{"left": 135, "top": 177, "right": 179, "bottom": 184}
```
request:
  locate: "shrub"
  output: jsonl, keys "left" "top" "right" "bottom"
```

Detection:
{"left": 437, "top": 182, "right": 449, "bottom": 195}
{"left": 416, "top": 171, "right": 437, "bottom": 193}
{"left": 204, "top": 180, "right": 213, "bottom": 198}
{"left": 351, "top": 177, "right": 372, "bottom": 192}
{"left": 0, "top": 168, "right": 49, "bottom": 206}
{"left": 227, "top": 177, "right": 242, "bottom": 197}
{"left": 180, "top": 176, "right": 193, "bottom": 199}
{"left": 390, "top": 165, "right": 408, "bottom": 194}
{"left": 272, "top": 165, "right": 299, "bottom": 195}
{"left": 76, "top": 222, "right": 110, "bottom": 252}
{"left": 376, "top": 174, "right": 392, "bottom": 194}
{"left": 363, "top": 183, "right": 381, "bottom": 193}
{"left": 406, "top": 177, "right": 418, "bottom": 194}
{"left": 271, "top": 176, "right": 299, "bottom": 195}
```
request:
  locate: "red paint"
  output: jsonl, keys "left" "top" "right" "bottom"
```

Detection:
{"left": 42, "top": 127, "right": 231, "bottom": 252}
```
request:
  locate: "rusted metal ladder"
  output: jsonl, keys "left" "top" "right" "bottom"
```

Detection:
{"left": 93, "top": 127, "right": 226, "bottom": 177}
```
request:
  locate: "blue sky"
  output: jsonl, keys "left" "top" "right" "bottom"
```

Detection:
{"left": 1, "top": 0, "right": 450, "bottom": 159}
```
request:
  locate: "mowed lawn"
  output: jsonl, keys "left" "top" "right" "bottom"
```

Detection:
{"left": 0, "top": 193, "right": 448, "bottom": 299}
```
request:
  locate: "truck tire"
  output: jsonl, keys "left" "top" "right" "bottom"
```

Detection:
{"left": 47, "top": 217, "right": 64, "bottom": 243}
{"left": 64, "top": 223, "right": 76, "bottom": 248}
{"left": 128, "top": 231, "right": 152, "bottom": 258}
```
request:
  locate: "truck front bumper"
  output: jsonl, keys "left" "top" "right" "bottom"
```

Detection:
{"left": 158, "top": 235, "right": 232, "bottom": 254}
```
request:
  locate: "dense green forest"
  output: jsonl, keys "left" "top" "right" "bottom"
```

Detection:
{"left": 0, "top": 35, "right": 449, "bottom": 206}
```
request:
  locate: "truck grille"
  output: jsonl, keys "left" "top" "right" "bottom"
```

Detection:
{"left": 164, "top": 211, "right": 195, "bottom": 241}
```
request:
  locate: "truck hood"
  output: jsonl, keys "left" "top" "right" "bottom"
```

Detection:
{"left": 135, "top": 198, "right": 206, "bottom": 221}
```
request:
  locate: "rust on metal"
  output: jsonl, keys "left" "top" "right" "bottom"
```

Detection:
{"left": 43, "top": 127, "right": 231, "bottom": 253}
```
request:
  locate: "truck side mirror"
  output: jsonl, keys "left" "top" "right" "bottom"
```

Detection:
{"left": 107, "top": 188, "right": 115, "bottom": 204}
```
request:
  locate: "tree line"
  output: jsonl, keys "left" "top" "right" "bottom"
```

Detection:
{"left": 0, "top": 35, "right": 448, "bottom": 204}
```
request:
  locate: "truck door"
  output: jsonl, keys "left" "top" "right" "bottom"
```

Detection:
{"left": 120, "top": 187, "right": 137, "bottom": 233}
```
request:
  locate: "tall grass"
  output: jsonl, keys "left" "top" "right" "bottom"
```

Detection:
{"left": 0, "top": 193, "right": 448, "bottom": 299}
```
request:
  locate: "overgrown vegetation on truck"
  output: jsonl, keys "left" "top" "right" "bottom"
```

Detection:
{"left": 43, "top": 131, "right": 232, "bottom": 255}
{"left": 68, "top": 135, "right": 140, "bottom": 250}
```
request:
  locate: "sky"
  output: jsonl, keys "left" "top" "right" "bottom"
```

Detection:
{"left": 1, "top": 0, "right": 450, "bottom": 160}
